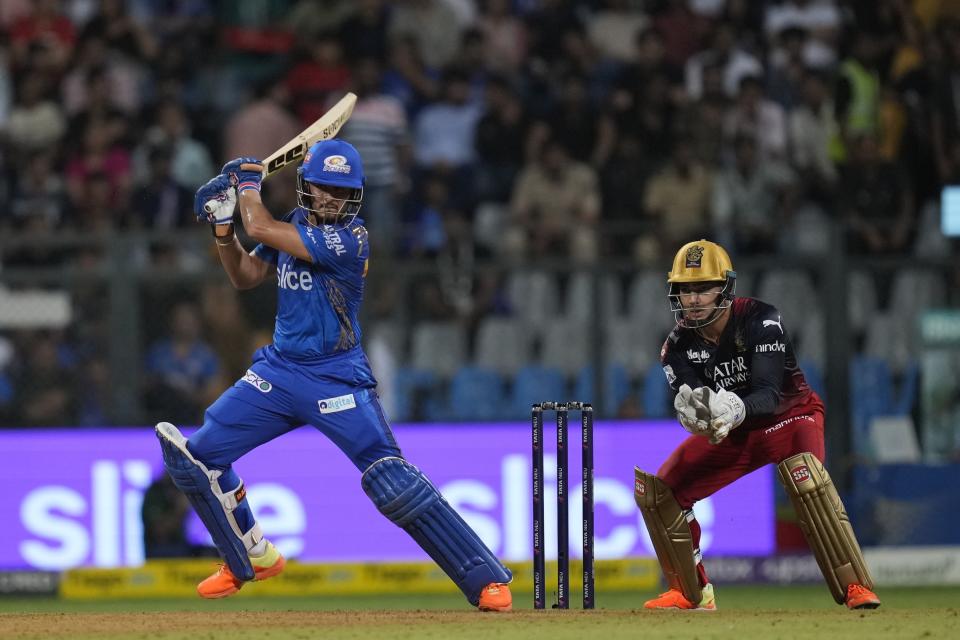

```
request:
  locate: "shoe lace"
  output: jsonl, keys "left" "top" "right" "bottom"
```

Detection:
{"left": 848, "top": 584, "right": 870, "bottom": 597}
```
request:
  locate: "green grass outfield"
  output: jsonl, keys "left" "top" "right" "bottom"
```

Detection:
{"left": 2, "top": 586, "right": 958, "bottom": 640}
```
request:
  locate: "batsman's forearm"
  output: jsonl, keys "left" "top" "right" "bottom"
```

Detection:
{"left": 215, "top": 236, "right": 255, "bottom": 289}
{"left": 238, "top": 190, "right": 275, "bottom": 241}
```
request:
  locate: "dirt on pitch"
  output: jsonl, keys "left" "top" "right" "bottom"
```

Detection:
{"left": 4, "top": 607, "right": 957, "bottom": 640}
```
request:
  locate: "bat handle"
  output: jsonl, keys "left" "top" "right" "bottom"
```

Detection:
{"left": 239, "top": 163, "right": 264, "bottom": 172}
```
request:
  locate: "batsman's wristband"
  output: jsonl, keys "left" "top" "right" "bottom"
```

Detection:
{"left": 237, "top": 178, "right": 261, "bottom": 193}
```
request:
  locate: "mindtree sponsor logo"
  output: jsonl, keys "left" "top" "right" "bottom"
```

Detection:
{"left": 1, "top": 422, "right": 774, "bottom": 570}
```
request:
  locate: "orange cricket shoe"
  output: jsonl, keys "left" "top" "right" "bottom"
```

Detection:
{"left": 197, "top": 541, "right": 286, "bottom": 599}
{"left": 845, "top": 583, "right": 881, "bottom": 609}
{"left": 478, "top": 583, "right": 513, "bottom": 612}
{"left": 644, "top": 583, "right": 716, "bottom": 610}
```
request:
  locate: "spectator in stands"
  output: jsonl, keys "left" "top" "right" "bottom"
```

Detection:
{"left": 765, "top": 26, "right": 808, "bottom": 110}
{"left": 337, "top": 0, "right": 390, "bottom": 63}
{"left": 66, "top": 119, "right": 131, "bottom": 213}
{"left": 652, "top": 0, "right": 712, "bottom": 69}
{"left": 143, "top": 301, "right": 220, "bottom": 426}
{"left": 9, "top": 151, "right": 65, "bottom": 229}
{"left": 130, "top": 144, "right": 193, "bottom": 229}
{"left": 476, "top": 0, "right": 527, "bottom": 75}
{"left": 76, "top": 355, "right": 110, "bottom": 426}
{"left": 473, "top": 74, "right": 530, "bottom": 203}
{"left": 724, "top": 75, "right": 788, "bottom": 160}
{"left": 835, "top": 30, "right": 882, "bottom": 155}
{"left": 9, "top": 332, "right": 77, "bottom": 427}
{"left": 933, "top": 20, "right": 960, "bottom": 183}
{"left": 842, "top": 133, "right": 915, "bottom": 255}
{"left": 685, "top": 22, "right": 763, "bottom": 99}
{"left": 509, "top": 136, "right": 601, "bottom": 263}
{"left": 7, "top": 0, "right": 76, "bottom": 72}
{"left": 586, "top": 0, "right": 649, "bottom": 66}
{"left": 382, "top": 35, "right": 440, "bottom": 119}
{"left": 790, "top": 69, "right": 840, "bottom": 199}
{"left": 133, "top": 100, "right": 214, "bottom": 191}
{"left": 222, "top": 77, "right": 301, "bottom": 166}
{"left": 389, "top": 0, "right": 465, "bottom": 70}
{"left": 285, "top": 0, "right": 354, "bottom": 47}
{"left": 341, "top": 56, "right": 411, "bottom": 254}
{"left": 529, "top": 71, "right": 616, "bottom": 169}
{"left": 681, "top": 62, "right": 729, "bottom": 167}
{"left": 612, "top": 27, "right": 684, "bottom": 120}
{"left": 764, "top": 0, "right": 841, "bottom": 69}
{"left": 284, "top": 31, "right": 351, "bottom": 126}
{"left": 644, "top": 137, "right": 714, "bottom": 252}
{"left": 711, "top": 134, "right": 796, "bottom": 254}
{"left": 6, "top": 73, "right": 65, "bottom": 153}
{"left": 61, "top": 34, "right": 143, "bottom": 118}
{"left": 413, "top": 67, "right": 483, "bottom": 207}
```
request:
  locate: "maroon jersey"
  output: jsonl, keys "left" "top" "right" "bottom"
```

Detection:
{"left": 659, "top": 297, "right": 814, "bottom": 431}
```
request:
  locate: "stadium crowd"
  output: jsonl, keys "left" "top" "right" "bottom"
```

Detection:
{"left": 0, "top": 0, "right": 958, "bottom": 430}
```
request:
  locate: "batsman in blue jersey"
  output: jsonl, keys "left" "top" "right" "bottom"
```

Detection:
{"left": 154, "top": 139, "right": 513, "bottom": 611}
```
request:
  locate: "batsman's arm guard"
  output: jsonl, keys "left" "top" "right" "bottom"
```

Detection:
{"left": 634, "top": 467, "right": 702, "bottom": 604}
{"left": 156, "top": 422, "right": 260, "bottom": 581}
{"left": 778, "top": 452, "right": 874, "bottom": 604}
{"left": 362, "top": 457, "right": 512, "bottom": 606}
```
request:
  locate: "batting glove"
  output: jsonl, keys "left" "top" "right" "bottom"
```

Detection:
{"left": 221, "top": 157, "right": 264, "bottom": 193}
{"left": 673, "top": 384, "right": 711, "bottom": 435}
{"left": 706, "top": 387, "right": 746, "bottom": 444}
{"left": 194, "top": 174, "right": 237, "bottom": 224}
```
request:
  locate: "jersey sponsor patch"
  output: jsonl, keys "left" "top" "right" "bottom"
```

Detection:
{"left": 242, "top": 370, "right": 273, "bottom": 392}
{"left": 662, "top": 365, "right": 676, "bottom": 385}
{"left": 318, "top": 393, "right": 357, "bottom": 414}
{"left": 755, "top": 341, "right": 786, "bottom": 353}
{"left": 322, "top": 227, "right": 346, "bottom": 255}
{"left": 278, "top": 263, "right": 314, "bottom": 290}
{"left": 686, "top": 348, "right": 710, "bottom": 363}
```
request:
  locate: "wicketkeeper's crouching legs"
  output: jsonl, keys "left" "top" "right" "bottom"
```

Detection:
{"left": 633, "top": 467, "right": 714, "bottom": 610}
{"left": 362, "top": 456, "right": 513, "bottom": 611}
{"left": 778, "top": 452, "right": 880, "bottom": 609}
{"left": 155, "top": 422, "right": 285, "bottom": 598}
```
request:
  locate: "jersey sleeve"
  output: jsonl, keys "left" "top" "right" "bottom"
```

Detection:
{"left": 297, "top": 223, "right": 369, "bottom": 277}
{"left": 742, "top": 308, "right": 788, "bottom": 417}
{"left": 252, "top": 209, "right": 299, "bottom": 265}
{"left": 659, "top": 330, "right": 702, "bottom": 393}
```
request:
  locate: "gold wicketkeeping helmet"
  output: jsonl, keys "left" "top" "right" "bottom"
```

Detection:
{"left": 667, "top": 240, "right": 734, "bottom": 283}
{"left": 666, "top": 239, "right": 737, "bottom": 328}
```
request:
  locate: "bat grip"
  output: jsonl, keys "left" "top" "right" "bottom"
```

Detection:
{"left": 239, "top": 163, "right": 264, "bottom": 172}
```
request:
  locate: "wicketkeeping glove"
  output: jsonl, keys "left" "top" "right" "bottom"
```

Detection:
{"left": 673, "top": 384, "right": 711, "bottom": 435}
{"left": 194, "top": 174, "right": 236, "bottom": 224}
{"left": 221, "top": 157, "right": 264, "bottom": 193}
{"left": 706, "top": 387, "right": 746, "bottom": 444}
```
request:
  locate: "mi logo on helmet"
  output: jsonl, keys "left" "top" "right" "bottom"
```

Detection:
{"left": 685, "top": 245, "right": 704, "bottom": 268}
{"left": 323, "top": 154, "right": 352, "bottom": 174}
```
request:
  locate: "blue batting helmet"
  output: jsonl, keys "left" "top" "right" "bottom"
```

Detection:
{"left": 296, "top": 139, "right": 365, "bottom": 226}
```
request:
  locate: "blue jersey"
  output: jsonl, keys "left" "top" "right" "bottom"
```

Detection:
{"left": 253, "top": 209, "right": 373, "bottom": 380}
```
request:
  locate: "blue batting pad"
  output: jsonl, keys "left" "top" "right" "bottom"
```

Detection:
{"left": 361, "top": 456, "right": 512, "bottom": 605}
{"left": 156, "top": 424, "right": 255, "bottom": 581}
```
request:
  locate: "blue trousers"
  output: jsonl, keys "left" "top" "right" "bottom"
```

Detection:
{"left": 188, "top": 345, "right": 401, "bottom": 472}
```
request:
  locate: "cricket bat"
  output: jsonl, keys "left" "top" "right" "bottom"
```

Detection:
{"left": 205, "top": 92, "right": 356, "bottom": 214}
{"left": 254, "top": 91, "right": 357, "bottom": 179}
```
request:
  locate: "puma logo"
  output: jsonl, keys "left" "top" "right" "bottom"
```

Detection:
{"left": 762, "top": 315, "right": 783, "bottom": 334}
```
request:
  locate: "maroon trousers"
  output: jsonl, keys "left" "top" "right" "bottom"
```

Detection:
{"left": 658, "top": 393, "right": 825, "bottom": 587}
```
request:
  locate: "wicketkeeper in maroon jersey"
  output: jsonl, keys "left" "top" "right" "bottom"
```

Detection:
{"left": 634, "top": 239, "right": 881, "bottom": 611}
